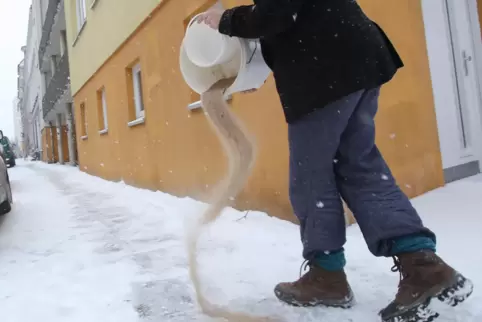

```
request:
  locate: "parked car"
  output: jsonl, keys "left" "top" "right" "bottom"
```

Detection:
{"left": 0, "top": 131, "right": 16, "bottom": 167}
{"left": 0, "top": 144, "right": 13, "bottom": 215}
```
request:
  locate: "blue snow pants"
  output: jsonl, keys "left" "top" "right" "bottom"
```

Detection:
{"left": 288, "top": 87, "right": 436, "bottom": 261}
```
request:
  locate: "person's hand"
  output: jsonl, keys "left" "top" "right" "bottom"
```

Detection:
{"left": 196, "top": 9, "right": 225, "bottom": 30}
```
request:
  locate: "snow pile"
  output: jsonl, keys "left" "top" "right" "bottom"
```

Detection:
{"left": 0, "top": 160, "right": 480, "bottom": 321}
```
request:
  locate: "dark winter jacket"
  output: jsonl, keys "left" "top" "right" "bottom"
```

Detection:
{"left": 218, "top": 0, "right": 404, "bottom": 123}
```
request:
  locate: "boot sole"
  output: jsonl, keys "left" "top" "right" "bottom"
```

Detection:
{"left": 274, "top": 286, "right": 355, "bottom": 309}
{"left": 381, "top": 272, "right": 474, "bottom": 322}
{"left": 437, "top": 272, "right": 474, "bottom": 307}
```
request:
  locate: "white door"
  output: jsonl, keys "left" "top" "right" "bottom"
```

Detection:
{"left": 444, "top": 0, "right": 482, "bottom": 166}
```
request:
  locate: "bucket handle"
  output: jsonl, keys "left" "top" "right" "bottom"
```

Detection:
{"left": 221, "top": 42, "right": 257, "bottom": 96}
{"left": 246, "top": 40, "right": 258, "bottom": 64}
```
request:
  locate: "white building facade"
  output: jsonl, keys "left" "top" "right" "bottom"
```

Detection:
{"left": 12, "top": 98, "right": 22, "bottom": 155}
{"left": 38, "top": 0, "right": 76, "bottom": 165}
{"left": 20, "top": 1, "right": 46, "bottom": 159}
{"left": 13, "top": 57, "right": 25, "bottom": 156}
{"left": 18, "top": 0, "right": 76, "bottom": 164}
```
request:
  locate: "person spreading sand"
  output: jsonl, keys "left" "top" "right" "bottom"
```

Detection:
{"left": 194, "top": 1, "right": 474, "bottom": 322}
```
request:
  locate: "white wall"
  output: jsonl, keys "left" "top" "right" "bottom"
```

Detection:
{"left": 23, "top": 0, "right": 46, "bottom": 151}
{"left": 12, "top": 98, "right": 22, "bottom": 144}
{"left": 421, "top": 0, "right": 480, "bottom": 169}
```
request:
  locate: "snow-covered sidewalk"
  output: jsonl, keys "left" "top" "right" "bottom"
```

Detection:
{"left": 0, "top": 161, "right": 480, "bottom": 322}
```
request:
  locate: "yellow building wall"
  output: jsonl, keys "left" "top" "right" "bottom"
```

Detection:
{"left": 64, "top": 0, "right": 160, "bottom": 94}
{"left": 71, "top": 0, "right": 444, "bottom": 222}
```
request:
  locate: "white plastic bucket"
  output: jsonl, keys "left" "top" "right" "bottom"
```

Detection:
{"left": 184, "top": 14, "right": 239, "bottom": 68}
{"left": 180, "top": 19, "right": 272, "bottom": 97}
{"left": 180, "top": 38, "right": 243, "bottom": 94}
{"left": 227, "top": 39, "right": 272, "bottom": 95}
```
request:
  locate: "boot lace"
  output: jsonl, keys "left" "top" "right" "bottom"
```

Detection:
{"left": 391, "top": 256, "right": 422, "bottom": 301}
{"left": 392, "top": 252, "right": 439, "bottom": 281}
{"left": 294, "top": 260, "right": 319, "bottom": 286}
{"left": 300, "top": 259, "right": 311, "bottom": 278}
{"left": 391, "top": 256, "right": 406, "bottom": 281}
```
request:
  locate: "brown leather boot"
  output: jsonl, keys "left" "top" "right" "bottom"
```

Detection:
{"left": 380, "top": 250, "right": 474, "bottom": 322}
{"left": 274, "top": 261, "right": 355, "bottom": 308}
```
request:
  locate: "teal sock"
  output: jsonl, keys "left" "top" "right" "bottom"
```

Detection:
{"left": 314, "top": 249, "right": 346, "bottom": 271}
{"left": 390, "top": 234, "right": 436, "bottom": 256}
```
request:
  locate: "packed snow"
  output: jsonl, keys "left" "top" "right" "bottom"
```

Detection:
{"left": 0, "top": 160, "right": 480, "bottom": 321}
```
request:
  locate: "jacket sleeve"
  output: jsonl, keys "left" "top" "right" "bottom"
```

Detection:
{"left": 218, "top": 0, "right": 305, "bottom": 39}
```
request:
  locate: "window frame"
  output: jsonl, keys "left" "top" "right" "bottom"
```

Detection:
{"left": 131, "top": 63, "right": 145, "bottom": 120}
{"left": 80, "top": 102, "right": 88, "bottom": 139}
{"left": 76, "top": 0, "right": 87, "bottom": 32}
{"left": 98, "top": 87, "right": 108, "bottom": 133}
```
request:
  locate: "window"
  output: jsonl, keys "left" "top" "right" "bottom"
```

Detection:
{"left": 97, "top": 88, "right": 108, "bottom": 133}
{"left": 76, "top": 0, "right": 87, "bottom": 31}
{"left": 80, "top": 102, "right": 88, "bottom": 139}
{"left": 131, "top": 63, "right": 145, "bottom": 119}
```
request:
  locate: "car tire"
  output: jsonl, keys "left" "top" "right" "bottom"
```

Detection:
{"left": 0, "top": 199, "right": 11, "bottom": 215}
